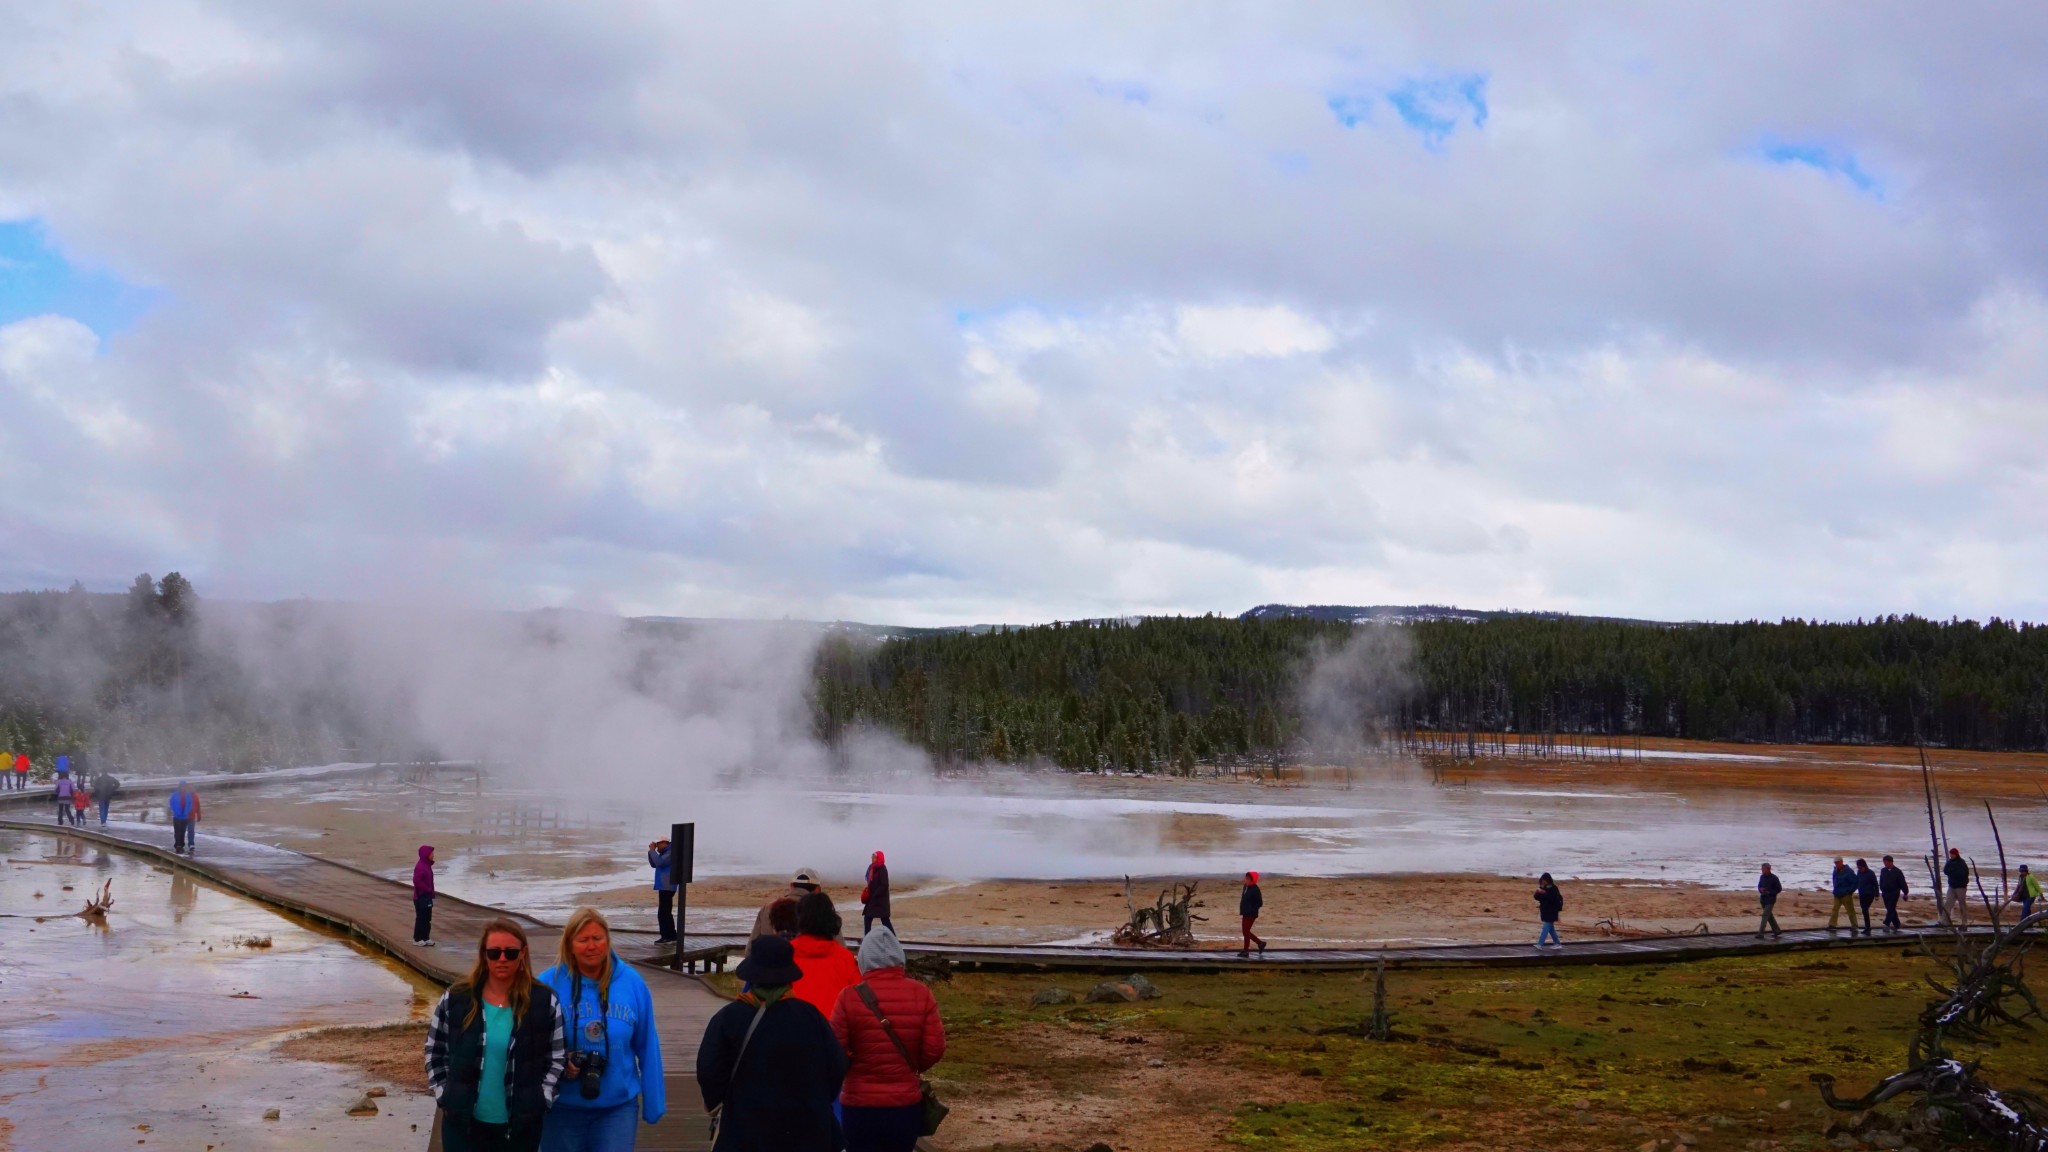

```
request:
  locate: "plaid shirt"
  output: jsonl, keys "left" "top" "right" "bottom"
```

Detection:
{"left": 425, "top": 984, "right": 568, "bottom": 1106}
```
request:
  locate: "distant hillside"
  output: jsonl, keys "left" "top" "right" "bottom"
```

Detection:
{"left": 1239, "top": 603, "right": 1674, "bottom": 627}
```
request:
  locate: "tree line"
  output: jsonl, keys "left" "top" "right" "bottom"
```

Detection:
{"left": 811, "top": 614, "right": 2048, "bottom": 768}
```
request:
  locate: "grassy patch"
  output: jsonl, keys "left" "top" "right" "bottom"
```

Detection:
{"left": 926, "top": 947, "right": 2047, "bottom": 1151}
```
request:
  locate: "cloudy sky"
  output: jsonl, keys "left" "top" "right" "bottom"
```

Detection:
{"left": 2, "top": 3, "right": 2044, "bottom": 625}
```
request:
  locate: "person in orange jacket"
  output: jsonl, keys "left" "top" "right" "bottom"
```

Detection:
{"left": 789, "top": 891, "right": 860, "bottom": 1020}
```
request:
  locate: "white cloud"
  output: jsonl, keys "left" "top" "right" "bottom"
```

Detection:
{"left": 1, "top": 2, "right": 2046, "bottom": 624}
{"left": 1172, "top": 304, "right": 1336, "bottom": 360}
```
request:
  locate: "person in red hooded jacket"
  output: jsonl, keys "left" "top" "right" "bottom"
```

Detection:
{"left": 789, "top": 891, "right": 860, "bottom": 1019}
{"left": 861, "top": 850, "right": 892, "bottom": 937}
{"left": 831, "top": 924, "right": 944, "bottom": 1152}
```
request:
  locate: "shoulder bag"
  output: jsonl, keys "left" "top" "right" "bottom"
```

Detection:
{"left": 706, "top": 1000, "right": 770, "bottom": 1150}
{"left": 854, "top": 983, "right": 948, "bottom": 1136}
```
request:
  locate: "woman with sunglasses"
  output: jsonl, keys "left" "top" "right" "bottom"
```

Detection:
{"left": 426, "top": 918, "right": 569, "bottom": 1152}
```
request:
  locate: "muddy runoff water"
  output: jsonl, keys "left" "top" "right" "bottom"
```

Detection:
{"left": 0, "top": 829, "right": 435, "bottom": 1151}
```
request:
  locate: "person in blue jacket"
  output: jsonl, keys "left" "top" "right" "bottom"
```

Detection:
{"left": 167, "top": 781, "right": 200, "bottom": 853}
{"left": 538, "top": 907, "right": 665, "bottom": 1151}
{"left": 647, "top": 839, "right": 676, "bottom": 944}
{"left": 1827, "top": 858, "right": 1858, "bottom": 931}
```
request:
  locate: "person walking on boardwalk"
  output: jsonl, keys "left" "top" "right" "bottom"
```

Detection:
{"left": 647, "top": 838, "right": 677, "bottom": 944}
{"left": 832, "top": 925, "right": 946, "bottom": 1152}
{"left": 0, "top": 749, "right": 13, "bottom": 791}
{"left": 1879, "top": 855, "right": 1909, "bottom": 932}
{"left": 790, "top": 892, "right": 861, "bottom": 1020}
{"left": 697, "top": 934, "right": 846, "bottom": 1152}
{"left": 1238, "top": 871, "right": 1266, "bottom": 958}
{"left": 1942, "top": 848, "right": 1971, "bottom": 927}
{"left": 2012, "top": 864, "right": 2040, "bottom": 921}
{"left": 70, "top": 778, "right": 90, "bottom": 825}
{"left": 426, "top": 918, "right": 569, "bottom": 1152}
{"left": 414, "top": 845, "right": 438, "bottom": 947}
{"left": 11, "top": 751, "right": 28, "bottom": 791}
{"left": 94, "top": 771, "right": 120, "bottom": 826}
{"left": 1534, "top": 873, "right": 1564, "bottom": 947}
{"left": 539, "top": 908, "right": 665, "bottom": 1151}
{"left": 53, "top": 769, "right": 76, "bottom": 825}
{"left": 1854, "top": 859, "right": 1880, "bottom": 936}
{"left": 1827, "top": 858, "right": 1858, "bottom": 931}
{"left": 1755, "top": 863, "right": 1783, "bottom": 938}
{"left": 752, "top": 868, "right": 824, "bottom": 941}
{"left": 167, "top": 781, "right": 199, "bottom": 852}
{"left": 861, "top": 851, "right": 892, "bottom": 937}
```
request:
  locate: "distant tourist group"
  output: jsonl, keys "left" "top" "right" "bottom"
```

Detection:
{"left": 418, "top": 848, "right": 942, "bottom": 1152}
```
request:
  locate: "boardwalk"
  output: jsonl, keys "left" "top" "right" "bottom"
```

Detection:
{"left": 630, "top": 920, "right": 1973, "bottom": 976}
{"left": 0, "top": 817, "right": 718, "bottom": 1152}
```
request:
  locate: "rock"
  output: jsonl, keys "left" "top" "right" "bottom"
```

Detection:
{"left": 1085, "top": 981, "right": 1140, "bottom": 1004}
{"left": 261, "top": 1109, "right": 280, "bottom": 1121}
{"left": 1830, "top": 1135, "right": 1859, "bottom": 1150}
{"left": 1084, "top": 1145, "right": 1114, "bottom": 1152}
{"left": 1866, "top": 1133, "right": 1903, "bottom": 1150}
{"left": 1125, "top": 974, "right": 1163, "bottom": 1000}
{"left": 1146, "top": 1058, "right": 1166, "bottom": 1068}
{"left": 346, "top": 1095, "right": 378, "bottom": 1118}
{"left": 1778, "top": 1100, "right": 1794, "bottom": 1110}
{"left": 1030, "top": 986, "right": 1076, "bottom": 1006}
{"left": 365, "top": 1087, "right": 386, "bottom": 1099}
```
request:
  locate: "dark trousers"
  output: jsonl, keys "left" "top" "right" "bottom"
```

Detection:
{"left": 1858, "top": 894, "right": 1876, "bottom": 933}
{"left": 414, "top": 896, "right": 434, "bottom": 942}
{"left": 842, "top": 1103, "right": 924, "bottom": 1152}
{"left": 863, "top": 913, "right": 894, "bottom": 937}
{"left": 657, "top": 888, "right": 676, "bottom": 941}
{"left": 57, "top": 800, "right": 74, "bottom": 825}
{"left": 99, "top": 798, "right": 111, "bottom": 825}
{"left": 442, "top": 1111, "right": 538, "bottom": 1152}
{"left": 173, "top": 817, "right": 193, "bottom": 851}
{"left": 1882, "top": 893, "right": 1902, "bottom": 929}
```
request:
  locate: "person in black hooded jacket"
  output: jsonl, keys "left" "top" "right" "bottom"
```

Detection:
{"left": 1238, "top": 871, "right": 1266, "bottom": 958}
{"left": 1854, "top": 859, "right": 1880, "bottom": 936}
{"left": 698, "top": 935, "right": 847, "bottom": 1152}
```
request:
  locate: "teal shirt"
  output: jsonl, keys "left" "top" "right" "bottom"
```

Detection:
{"left": 473, "top": 1001, "right": 513, "bottom": 1124}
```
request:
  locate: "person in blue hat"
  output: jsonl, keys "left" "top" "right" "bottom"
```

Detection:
{"left": 697, "top": 934, "right": 846, "bottom": 1151}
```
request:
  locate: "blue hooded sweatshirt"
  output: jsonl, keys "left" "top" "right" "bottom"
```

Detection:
{"left": 538, "top": 953, "right": 666, "bottom": 1124}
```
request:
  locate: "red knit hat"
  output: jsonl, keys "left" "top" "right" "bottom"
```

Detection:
{"left": 1246, "top": 870, "right": 1259, "bottom": 883}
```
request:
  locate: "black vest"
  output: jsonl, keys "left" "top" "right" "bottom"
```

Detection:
{"left": 440, "top": 984, "right": 559, "bottom": 1121}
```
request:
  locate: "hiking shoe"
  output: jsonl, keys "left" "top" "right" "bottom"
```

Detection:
{"left": 1237, "top": 950, "right": 1249, "bottom": 959}
{"left": 1257, "top": 941, "right": 1267, "bottom": 956}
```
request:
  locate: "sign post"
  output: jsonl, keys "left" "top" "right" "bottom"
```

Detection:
{"left": 668, "top": 822, "right": 695, "bottom": 971}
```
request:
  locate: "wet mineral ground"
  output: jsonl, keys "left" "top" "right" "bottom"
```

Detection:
{"left": 0, "top": 829, "right": 435, "bottom": 1151}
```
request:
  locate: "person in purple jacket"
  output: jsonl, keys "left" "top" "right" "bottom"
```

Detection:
{"left": 413, "top": 845, "right": 437, "bottom": 947}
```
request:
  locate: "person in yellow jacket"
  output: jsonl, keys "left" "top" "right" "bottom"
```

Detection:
{"left": 2014, "top": 865, "right": 2042, "bottom": 922}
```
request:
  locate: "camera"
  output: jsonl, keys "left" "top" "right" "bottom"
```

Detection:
{"left": 573, "top": 1049, "right": 608, "bottom": 1099}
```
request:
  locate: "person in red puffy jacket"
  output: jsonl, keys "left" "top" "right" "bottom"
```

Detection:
{"left": 830, "top": 925, "right": 945, "bottom": 1152}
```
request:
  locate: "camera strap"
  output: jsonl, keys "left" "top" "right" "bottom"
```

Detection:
{"left": 569, "top": 968, "right": 612, "bottom": 1063}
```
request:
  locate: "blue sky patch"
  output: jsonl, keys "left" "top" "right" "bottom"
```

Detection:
{"left": 1384, "top": 72, "right": 1488, "bottom": 149}
{"left": 0, "top": 218, "right": 155, "bottom": 336}
{"left": 1326, "top": 93, "right": 1375, "bottom": 128}
{"left": 1756, "top": 137, "right": 1881, "bottom": 197}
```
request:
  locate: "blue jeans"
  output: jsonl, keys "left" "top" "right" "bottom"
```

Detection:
{"left": 99, "top": 798, "right": 111, "bottom": 825}
{"left": 539, "top": 1102, "right": 638, "bottom": 1152}
{"left": 1537, "top": 922, "right": 1560, "bottom": 945}
{"left": 843, "top": 1103, "right": 923, "bottom": 1152}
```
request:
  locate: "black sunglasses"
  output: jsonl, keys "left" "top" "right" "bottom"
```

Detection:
{"left": 485, "top": 946, "right": 523, "bottom": 961}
